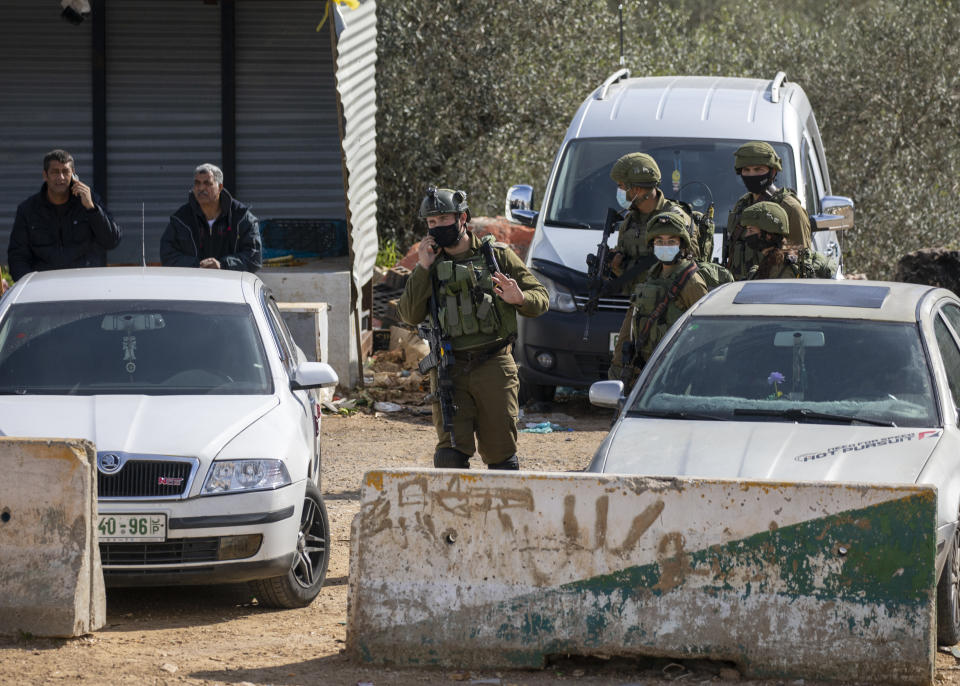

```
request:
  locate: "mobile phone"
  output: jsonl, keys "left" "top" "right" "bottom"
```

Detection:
{"left": 71, "top": 173, "right": 79, "bottom": 186}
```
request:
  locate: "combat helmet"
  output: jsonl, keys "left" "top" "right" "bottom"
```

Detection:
{"left": 610, "top": 153, "right": 661, "bottom": 187}
{"left": 419, "top": 186, "right": 469, "bottom": 219}
{"left": 645, "top": 210, "right": 692, "bottom": 251}
{"left": 741, "top": 201, "right": 789, "bottom": 236}
{"left": 733, "top": 141, "right": 782, "bottom": 172}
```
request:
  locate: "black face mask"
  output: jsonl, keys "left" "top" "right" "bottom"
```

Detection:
{"left": 741, "top": 171, "right": 775, "bottom": 195}
{"left": 428, "top": 220, "right": 462, "bottom": 248}
{"left": 744, "top": 233, "right": 764, "bottom": 251}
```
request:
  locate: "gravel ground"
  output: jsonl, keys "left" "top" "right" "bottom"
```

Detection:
{"left": 1, "top": 395, "right": 958, "bottom": 685}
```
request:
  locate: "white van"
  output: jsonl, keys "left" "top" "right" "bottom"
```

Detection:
{"left": 506, "top": 70, "right": 854, "bottom": 401}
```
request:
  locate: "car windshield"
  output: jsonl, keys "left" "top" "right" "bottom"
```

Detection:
{"left": 630, "top": 316, "right": 938, "bottom": 427}
{"left": 0, "top": 300, "right": 272, "bottom": 395}
{"left": 545, "top": 137, "right": 796, "bottom": 235}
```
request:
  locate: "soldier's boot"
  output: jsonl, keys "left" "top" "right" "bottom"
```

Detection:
{"left": 434, "top": 448, "right": 471, "bottom": 469}
{"left": 487, "top": 455, "right": 519, "bottom": 471}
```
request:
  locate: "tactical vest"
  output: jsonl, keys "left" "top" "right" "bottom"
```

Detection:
{"left": 629, "top": 259, "right": 697, "bottom": 362}
{"left": 726, "top": 188, "right": 799, "bottom": 280}
{"left": 432, "top": 236, "right": 517, "bottom": 350}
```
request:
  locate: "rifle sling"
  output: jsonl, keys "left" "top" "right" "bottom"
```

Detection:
{"left": 636, "top": 262, "right": 698, "bottom": 346}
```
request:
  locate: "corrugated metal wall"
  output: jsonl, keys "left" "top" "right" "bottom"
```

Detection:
{"left": 106, "top": 0, "right": 221, "bottom": 264}
{"left": 0, "top": 0, "right": 371, "bottom": 282}
{"left": 0, "top": 1, "right": 93, "bottom": 265}
{"left": 333, "top": 0, "right": 377, "bottom": 295}
{"left": 235, "top": 1, "right": 345, "bottom": 220}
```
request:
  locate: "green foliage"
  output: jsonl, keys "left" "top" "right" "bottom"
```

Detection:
{"left": 377, "top": 0, "right": 960, "bottom": 278}
{"left": 375, "top": 237, "right": 401, "bottom": 268}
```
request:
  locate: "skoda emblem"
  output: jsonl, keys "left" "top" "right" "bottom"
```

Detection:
{"left": 98, "top": 453, "right": 122, "bottom": 474}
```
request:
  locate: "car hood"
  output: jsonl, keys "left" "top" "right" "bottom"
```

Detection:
{"left": 598, "top": 419, "right": 943, "bottom": 484}
{"left": 532, "top": 224, "right": 615, "bottom": 274}
{"left": 0, "top": 395, "right": 279, "bottom": 459}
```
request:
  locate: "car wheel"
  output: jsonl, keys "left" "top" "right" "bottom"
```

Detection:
{"left": 249, "top": 482, "right": 330, "bottom": 609}
{"left": 937, "top": 522, "right": 960, "bottom": 645}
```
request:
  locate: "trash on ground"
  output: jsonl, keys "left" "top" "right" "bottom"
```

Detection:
{"left": 373, "top": 401, "right": 403, "bottom": 413}
{"left": 520, "top": 421, "right": 573, "bottom": 433}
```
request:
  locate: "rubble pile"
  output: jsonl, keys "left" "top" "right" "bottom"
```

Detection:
{"left": 361, "top": 326, "right": 432, "bottom": 407}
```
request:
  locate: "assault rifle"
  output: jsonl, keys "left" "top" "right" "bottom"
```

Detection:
{"left": 581, "top": 207, "right": 622, "bottom": 341}
{"left": 417, "top": 277, "right": 458, "bottom": 448}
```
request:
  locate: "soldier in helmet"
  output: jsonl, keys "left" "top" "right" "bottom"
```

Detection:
{"left": 610, "top": 210, "right": 708, "bottom": 385}
{"left": 726, "top": 141, "right": 812, "bottom": 280}
{"left": 397, "top": 186, "right": 548, "bottom": 470}
{"left": 740, "top": 202, "right": 835, "bottom": 280}
{"left": 606, "top": 153, "right": 699, "bottom": 381}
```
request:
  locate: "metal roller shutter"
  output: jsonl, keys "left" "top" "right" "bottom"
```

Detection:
{"left": 235, "top": 1, "right": 345, "bottom": 222}
{"left": 105, "top": 0, "right": 221, "bottom": 265}
{"left": 0, "top": 1, "right": 92, "bottom": 266}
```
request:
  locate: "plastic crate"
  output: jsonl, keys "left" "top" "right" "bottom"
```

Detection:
{"left": 259, "top": 218, "right": 348, "bottom": 258}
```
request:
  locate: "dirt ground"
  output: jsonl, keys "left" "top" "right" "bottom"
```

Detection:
{"left": 2, "top": 394, "right": 960, "bottom": 686}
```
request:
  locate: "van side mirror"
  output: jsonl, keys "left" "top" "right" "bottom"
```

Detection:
{"left": 505, "top": 184, "right": 538, "bottom": 227}
{"left": 811, "top": 195, "right": 855, "bottom": 232}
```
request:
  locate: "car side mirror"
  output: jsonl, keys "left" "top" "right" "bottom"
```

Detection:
{"left": 505, "top": 184, "right": 538, "bottom": 227}
{"left": 290, "top": 361, "right": 338, "bottom": 390}
{"left": 811, "top": 195, "right": 855, "bottom": 232}
{"left": 589, "top": 380, "right": 624, "bottom": 408}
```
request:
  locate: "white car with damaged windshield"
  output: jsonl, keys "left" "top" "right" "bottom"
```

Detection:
{"left": 0, "top": 267, "right": 338, "bottom": 608}
{"left": 589, "top": 279, "right": 960, "bottom": 645}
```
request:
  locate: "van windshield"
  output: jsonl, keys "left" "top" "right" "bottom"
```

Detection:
{"left": 545, "top": 138, "right": 796, "bottom": 236}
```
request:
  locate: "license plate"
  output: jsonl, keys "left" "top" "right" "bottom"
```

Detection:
{"left": 97, "top": 513, "right": 167, "bottom": 542}
{"left": 609, "top": 332, "right": 619, "bottom": 353}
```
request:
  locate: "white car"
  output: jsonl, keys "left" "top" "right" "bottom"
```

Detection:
{"left": 589, "top": 278, "right": 960, "bottom": 644}
{"left": 0, "top": 267, "right": 338, "bottom": 608}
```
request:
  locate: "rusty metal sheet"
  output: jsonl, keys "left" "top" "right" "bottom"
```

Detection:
{"left": 347, "top": 469, "right": 936, "bottom": 685}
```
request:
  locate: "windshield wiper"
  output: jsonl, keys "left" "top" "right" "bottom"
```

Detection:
{"left": 626, "top": 409, "right": 729, "bottom": 421}
{"left": 732, "top": 407, "right": 896, "bottom": 427}
{"left": 546, "top": 220, "right": 595, "bottom": 230}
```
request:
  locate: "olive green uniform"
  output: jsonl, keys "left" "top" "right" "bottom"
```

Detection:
{"left": 727, "top": 188, "right": 812, "bottom": 280}
{"left": 610, "top": 194, "right": 697, "bottom": 376}
{"left": 746, "top": 249, "right": 837, "bottom": 280}
{"left": 613, "top": 191, "right": 698, "bottom": 292}
{"left": 612, "top": 258, "right": 708, "bottom": 384}
{"left": 397, "top": 231, "right": 548, "bottom": 465}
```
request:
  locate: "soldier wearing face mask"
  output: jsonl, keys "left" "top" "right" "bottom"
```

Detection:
{"left": 606, "top": 153, "right": 698, "bottom": 382}
{"left": 725, "top": 141, "right": 812, "bottom": 280}
{"left": 397, "top": 186, "right": 548, "bottom": 471}
{"left": 608, "top": 210, "right": 708, "bottom": 385}
{"left": 740, "top": 202, "right": 835, "bottom": 280}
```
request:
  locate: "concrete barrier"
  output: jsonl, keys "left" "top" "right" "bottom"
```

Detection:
{"left": 0, "top": 438, "right": 105, "bottom": 637}
{"left": 348, "top": 469, "right": 936, "bottom": 685}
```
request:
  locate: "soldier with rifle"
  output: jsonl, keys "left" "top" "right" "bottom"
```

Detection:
{"left": 606, "top": 153, "right": 697, "bottom": 381}
{"left": 397, "top": 186, "right": 548, "bottom": 470}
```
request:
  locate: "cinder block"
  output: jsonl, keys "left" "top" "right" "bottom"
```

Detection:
{"left": 0, "top": 438, "right": 105, "bottom": 637}
{"left": 384, "top": 265, "right": 411, "bottom": 290}
{"left": 348, "top": 469, "right": 935, "bottom": 685}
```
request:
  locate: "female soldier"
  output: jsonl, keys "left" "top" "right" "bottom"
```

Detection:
{"left": 618, "top": 210, "right": 708, "bottom": 387}
{"left": 740, "top": 201, "right": 835, "bottom": 280}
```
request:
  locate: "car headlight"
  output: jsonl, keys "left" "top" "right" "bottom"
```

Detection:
{"left": 532, "top": 270, "right": 577, "bottom": 313}
{"left": 201, "top": 459, "right": 291, "bottom": 495}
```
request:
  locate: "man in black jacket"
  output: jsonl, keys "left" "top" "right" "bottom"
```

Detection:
{"left": 7, "top": 149, "right": 122, "bottom": 281}
{"left": 160, "top": 163, "right": 262, "bottom": 272}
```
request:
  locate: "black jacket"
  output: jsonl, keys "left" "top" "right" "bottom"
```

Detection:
{"left": 7, "top": 183, "right": 123, "bottom": 281}
{"left": 160, "top": 189, "right": 262, "bottom": 273}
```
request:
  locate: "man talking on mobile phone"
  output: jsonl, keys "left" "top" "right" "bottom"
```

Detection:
{"left": 7, "top": 149, "right": 122, "bottom": 282}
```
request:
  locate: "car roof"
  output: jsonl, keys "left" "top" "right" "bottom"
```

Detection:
{"left": 693, "top": 279, "right": 947, "bottom": 323}
{"left": 8, "top": 267, "right": 258, "bottom": 304}
{"left": 570, "top": 75, "right": 809, "bottom": 142}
